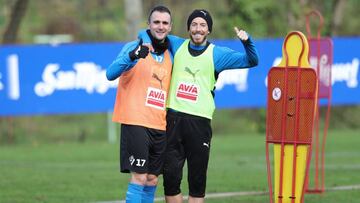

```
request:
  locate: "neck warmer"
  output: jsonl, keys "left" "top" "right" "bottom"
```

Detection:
{"left": 147, "top": 30, "right": 169, "bottom": 55}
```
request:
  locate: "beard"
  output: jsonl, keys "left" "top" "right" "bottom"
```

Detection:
{"left": 190, "top": 33, "right": 207, "bottom": 46}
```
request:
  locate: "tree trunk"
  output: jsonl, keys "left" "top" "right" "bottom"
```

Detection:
{"left": 2, "top": 0, "right": 29, "bottom": 44}
{"left": 331, "top": 0, "right": 347, "bottom": 36}
{"left": 124, "top": 0, "right": 143, "bottom": 40}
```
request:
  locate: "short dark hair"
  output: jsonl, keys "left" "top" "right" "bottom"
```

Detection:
{"left": 148, "top": 5, "right": 172, "bottom": 23}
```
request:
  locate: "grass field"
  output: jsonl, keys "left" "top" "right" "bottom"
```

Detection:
{"left": 0, "top": 129, "right": 359, "bottom": 203}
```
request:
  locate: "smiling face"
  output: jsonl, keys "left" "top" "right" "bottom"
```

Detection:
{"left": 189, "top": 17, "right": 209, "bottom": 46}
{"left": 148, "top": 11, "right": 172, "bottom": 42}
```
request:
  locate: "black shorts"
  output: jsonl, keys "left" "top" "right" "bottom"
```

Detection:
{"left": 120, "top": 124, "right": 166, "bottom": 176}
{"left": 163, "top": 111, "right": 212, "bottom": 198}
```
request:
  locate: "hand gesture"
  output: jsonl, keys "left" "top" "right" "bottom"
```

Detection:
{"left": 129, "top": 39, "right": 150, "bottom": 61}
{"left": 234, "top": 27, "right": 248, "bottom": 42}
{"left": 143, "top": 42, "right": 154, "bottom": 53}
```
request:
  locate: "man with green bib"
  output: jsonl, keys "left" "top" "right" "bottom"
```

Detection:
{"left": 139, "top": 8, "right": 259, "bottom": 203}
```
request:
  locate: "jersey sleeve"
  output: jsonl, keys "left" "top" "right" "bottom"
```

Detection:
{"left": 106, "top": 41, "right": 139, "bottom": 81}
{"left": 213, "top": 36, "right": 259, "bottom": 73}
{"left": 166, "top": 34, "right": 185, "bottom": 56}
{"left": 137, "top": 29, "right": 152, "bottom": 44}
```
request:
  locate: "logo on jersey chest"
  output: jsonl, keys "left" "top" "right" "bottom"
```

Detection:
{"left": 146, "top": 87, "right": 166, "bottom": 110}
{"left": 176, "top": 82, "right": 199, "bottom": 102}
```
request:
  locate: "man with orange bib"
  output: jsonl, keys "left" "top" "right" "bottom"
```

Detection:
{"left": 106, "top": 6, "right": 173, "bottom": 203}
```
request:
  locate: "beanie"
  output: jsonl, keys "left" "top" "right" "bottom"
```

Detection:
{"left": 187, "top": 9, "right": 213, "bottom": 32}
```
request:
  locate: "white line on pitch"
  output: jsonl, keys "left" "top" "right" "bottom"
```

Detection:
{"left": 94, "top": 184, "right": 360, "bottom": 203}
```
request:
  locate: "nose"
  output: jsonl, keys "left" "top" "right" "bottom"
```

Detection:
{"left": 194, "top": 25, "right": 201, "bottom": 31}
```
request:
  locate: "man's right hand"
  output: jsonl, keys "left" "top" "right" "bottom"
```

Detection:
{"left": 129, "top": 39, "right": 150, "bottom": 61}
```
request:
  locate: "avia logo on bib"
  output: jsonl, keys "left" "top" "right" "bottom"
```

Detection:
{"left": 145, "top": 87, "right": 166, "bottom": 110}
{"left": 176, "top": 82, "right": 199, "bottom": 102}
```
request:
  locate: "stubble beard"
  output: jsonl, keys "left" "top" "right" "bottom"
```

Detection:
{"left": 190, "top": 34, "right": 207, "bottom": 46}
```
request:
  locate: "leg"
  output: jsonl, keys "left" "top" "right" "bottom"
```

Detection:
{"left": 144, "top": 128, "right": 167, "bottom": 202}
{"left": 120, "top": 125, "right": 152, "bottom": 202}
{"left": 164, "top": 112, "right": 186, "bottom": 203}
{"left": 165, "top": 194, "right": 183, "bottom": 203}
{"left": 126, "top": 172, "right": 147, "bottom": 203}
{"left": 146, "top": 174, "right": 159, "bottom": 186}
{"left": 130, "top": 172, "right": 148, "bottom": 185}
{"left": 164, "top": 139, "right": 185, "bottom": 202}
{"left": 188, "top": 196, "right": 204, "bottom": 203}
{"left": 184, "top": 116, "right": 212, "bottom": 200}
{"left": 142, "top": 174, "right": 158, "bottom": 203}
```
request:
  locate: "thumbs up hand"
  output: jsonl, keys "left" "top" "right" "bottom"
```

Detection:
{"left": 234, "top": 27, "right": 249, "bottom": 42}
{"left": 129, "top": 39, "right": 150, "bottom": 61}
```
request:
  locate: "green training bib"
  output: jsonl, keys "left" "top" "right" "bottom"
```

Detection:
{"left": 167, "top": 39, "right": 216, "bottom": 119}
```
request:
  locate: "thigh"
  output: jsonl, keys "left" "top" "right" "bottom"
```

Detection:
{"left": 163, "top": 112, "right": 186, "bottom": 196}
{"left": 148, "top": 128, "right": 167, "bottom": 176}
{"left": 120, "top": 124, "right": 150, "bottom": 174}
{"left": 184, "top": 117, "right": 212, "bottom": 197}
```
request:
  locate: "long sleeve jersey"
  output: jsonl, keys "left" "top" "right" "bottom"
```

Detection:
{"left": 137, "top": 30, "right": 259, "bottom": 75}
{"left": 106, "top": 40, "right": 174, "bottom": 81}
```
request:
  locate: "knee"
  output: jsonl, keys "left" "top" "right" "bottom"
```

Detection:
{"left": 130, "top": 173, "right": 148, "bottom": 185}
{"left": 146, "top": 174, "right": 158, "bottom": 186}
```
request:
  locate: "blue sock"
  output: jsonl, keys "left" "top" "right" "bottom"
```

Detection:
{"left": 126, "top": 183, "right": 144, "bottom": 203}
{"left": 141, "top": 185, "right": 157, "bottom": 203}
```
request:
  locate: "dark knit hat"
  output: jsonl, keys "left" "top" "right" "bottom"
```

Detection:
{"left": 187, "top": 9, "right": 213, "bottom": 32}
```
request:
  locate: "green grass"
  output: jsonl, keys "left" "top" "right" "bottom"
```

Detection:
{"left": 0, "top": 114, "right": 110, "bottom": 144}
{"left": 0, "top": 129, "right": 359, "bottom": 203}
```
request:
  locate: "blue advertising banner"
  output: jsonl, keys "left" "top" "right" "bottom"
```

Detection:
{"left": 0, "top": 37, "right": 359, "bottom": 116}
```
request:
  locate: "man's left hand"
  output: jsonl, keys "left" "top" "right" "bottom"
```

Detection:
{"left": 234, "top": 27, "right": 248, "bottom": 42}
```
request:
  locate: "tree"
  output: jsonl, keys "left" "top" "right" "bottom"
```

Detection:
{"left": 2, "top": 0, "right": 29, "bottom": 44}
{"left": 124, "top": 0, "right": 143, "bottom": 40}
{"left": 331, "top": 0, "right": 347, "bottom": 36}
